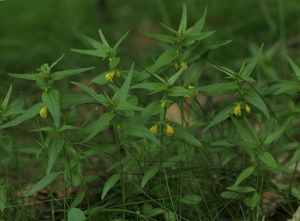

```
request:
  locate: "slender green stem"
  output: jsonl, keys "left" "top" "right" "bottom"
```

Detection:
{"left": 113, "top": 122, "right": 126, "bottom": 220}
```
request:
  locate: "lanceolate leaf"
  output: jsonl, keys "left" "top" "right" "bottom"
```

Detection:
{"left": 2, "top": 85, "right": 12, "bottom": 110}
{"left": 234, "top": 166, "right": 255, "bottom": 187}
{"left": 244, "top": 89, "right": 269, "bottom": 119}
{"left": 187, "top": 6, "right": 207, "bottom": 34}
{"left": 52, "top": 67, "right": 94, "bottom": 81}
{"left": 141, "top": 164, "right": 160, "bottom": 188}
{"left": 286, "top": 55, "right": 300, "bottom": 80}
{"left": 114, "top": 64, "right": 134, "bottom": 106}
{"left": 264, "top": 119, "right": 290, "bottom": 145}
{"left": 9, "top": 73, "right": 40, "bottom": 81}
{"left": 122, "top": 122, "right": 160, "bottom": 145}
{"left": 204, "top": 106, "right": 232, "bottom": 132}
{"left": 148, "top": 49, "right": 177, "bottom": 72}
{"left": 113, "top": 31, "right": 130, "bottom": 50}
{"left": 0, "top": 103, "right": 42, "bottom": 129}
{"left": 167, "top": 68, "right": 184, "bottom": 86}
{"left": 71, "top": 48, "right": 106, "bottom": 58}
{"left": 178, "top": 4, "right": 187, "bottom": 33}
{"left": 71, "top": 82, "right": 108, "bottom": 105}
{"left": 42, "top": 89, "right": 61, "bottom": 128}
{"left": 50, "top": 54, "right": 65, "bottom": 69}
{"left": 101, "top": 174, "right": 120, "bottom": 200}
{"left": 26, "top": 172, "right": 61, "bottom": 196}
{"left": 46, "top": 137, "right": 64, "bottom": 175}
{"left": 83, "top": 112, "right": 115, "bottom": 142}
{"left": 259, "top": 152, "right": 278, "bottom": 169}
{"left": 175, "top": 127, "right": 202, "bottom": 148}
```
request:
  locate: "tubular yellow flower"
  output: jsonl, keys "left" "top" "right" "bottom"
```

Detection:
{"left": 233, "top": 103, "right": 242, "bottom": 117}
{"left": 105, "top": 71, "right": 115, "bottom": 82}
{"left": 39, "top": 105, "right": 48, "bottom": 119}
{"left": 166, "top": 124, "right": 174, "bottom": 136}
{"left": 245, "top": 104, "right": 251, "bottom": 113}
{"left": 150, "top": 125, "right": 158, "bottom": 135}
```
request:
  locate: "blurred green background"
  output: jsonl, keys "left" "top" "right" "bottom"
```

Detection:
{"left": 1, "top": 0, "right": 300, "bottom": 94}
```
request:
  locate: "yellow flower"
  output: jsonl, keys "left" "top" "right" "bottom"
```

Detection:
{"left": 245, "top": 104, "right": 251, "bottom": 113}
{"left": 150, "top": 125, "right": 158, "bottom": 135}
{"left": 105, "top": 71, "right": 115, "bottom": 82}
{"left": 233, "top": 103, "right": 242, "bottom": 117}
{"left": 39, "top": 105, "right": 48, "bottom": 119}
{"left": 166, "top": 124, "right": 174, "bottom": 136}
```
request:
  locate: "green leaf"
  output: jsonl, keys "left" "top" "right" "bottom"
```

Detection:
{"left": 220, "top": 191, "right": 240, "bottom": 199}
{"left": 4, "top": 97, "right": 24, "bottom": 117}
{"left": 148, "top": 49, "right": 177, "bottom": 72}
{"left": 114, "top": 64, "right": 134, "bottom": 106}
{"left": 51, "top": 67, "right": 94, "bottom": 81}
{"left": 50, "top": 54, "right": 65, "bottom": 69}
{"left": 198, "top": 82, "right": 237, "bottom": 96}
{"left": 232, "top": 118, "right": 256, "bottom": 144}
{"left": 175, "top": 127, "right": 202, "bottom": 147}
{"left": 168, "top": 86, "right": 194, "bottom": 97}
{"left": 98, "top": 29, "right": 110, "bottom": 47}
{"left": 2, "top": 85, "right": 12, "bottom": 110}
{"left": 259, "top": 152, "right": 278, "bottom": 169}
{"left": 91, "top": 73, "right": 107, "bottom": 85}
{"left": 184, "top": 31, "right": 215, "bottom": 44}
{"left": 204, "top": 106, "right": 232, "bottom": 132}
{"left": 286, "top": 55, "right": 300, "bottom": 80}
{"left": 178, "top": 4, "right": 187, "bottom": 33}
{"left": 116, "top": 101, "right": 144, "bottom": 112}
{"left": 113, "top": 31, "right": 129, "bottom": 50}
{"left": 181, "top": 194, "right": 202, "bottom": 205}
{"left": 68, "top": 208, "right": 86, "bottom": 221}
{"left": 264, "top": 119, "right": 290, "bottom": 145}
{"left": 141, "top": 165, "right": 160, "bottom": 188}
{"left": 144, "top": 32, "right": 176, "bottom": 44}
{"left": 42, "top": 89, "right": 61, "bottom": 128}
{"left": 131, "top": 82, "right": 165, "bottom": 92}
{"left": 251, "top": 192, "right": 260, "bottom": 209}
{"left": 46, "top": 137, "right": 64, "bottom": 175}
{"left": 160, "top": 22, "right": 177, "bottom": 34}
{"left": 26, "top": 172, "right": 61, "bottom": 196}
{"left": 83, "top": 112, "right": 115, "bottom": 142}
{"left": 227, "top": 186, "right": 256, "bottom": 193}
{"left": 270, "top": 81, "right": 300, "bottom": 95}
{"left": 71, "top": 191, "right": 86, "bottom": 208}
{"left": 101, "top": 173, "right": 120, "bottom": 199}
{"left": 234, "top": 166, "right": 255, "bottom": 187}
{"left": 61, "top": 93, "right": 95, "bottom": 108}
{"left": 187, "top": 6, "right": 207, "bottom": 34}
{"left": 9, "top": 73, "right": 40, "bottom": 81}
{"left": 240, "top": 52, "right": 259, "bottom": 77}
{"left": 244, "top": 89, "right": 269, "bottom": 119}
{"left": 71, "top": 82, "right": 108, "bottom": 105}
{"left": 167, "top": 68, "right": 184, "bottom": 86}
{"left": 122, "top": 122, "right": 159, "bottom": 145}
{"left": 0, "top": 103, "right": 42, "bottom": 129}
{"left": 71, "top": 48, "right": 105, "bottom": 58}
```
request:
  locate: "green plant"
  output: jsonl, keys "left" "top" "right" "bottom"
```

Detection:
{"left": 0, "top": 4, "right": 300, "bottom": 221}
